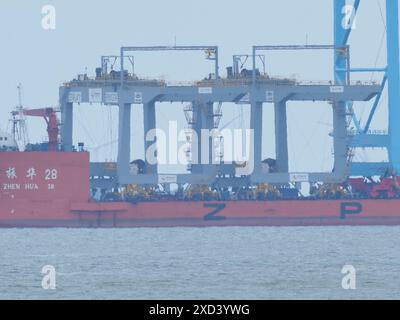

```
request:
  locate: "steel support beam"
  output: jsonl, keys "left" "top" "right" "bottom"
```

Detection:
{"left": 332, "top": 102, "right": 350, "bottom": 178}
{"left": 250, "top": 101, "right": 263, "bottom": 174}
{"left": 344, "top": 67, "right": 387, "bottom": 73}
{"left": 143, "top": 101, "right": 157, "bottom": 174}
{"left": 117, "top": 102, "right": 131, "bottom": 182}
{"left": 61, "top": 83, "right": 380, "bottom": 104}
{"left": 332, "top": 0, "right": 354, "bottom": 179}
{"left": 351, "top": 162, "right": 390, "bottom": 177}
{"left": 121, "top": 46, "right": 219, "bottom": 82}
{"left": 364, "top": 75, "right": 388, "bottom": 133}
{"left": 60, "top": 101, "right": 73, "bottom": 152}
{"left": 334, "top": 0, "right": 349, "bottom": 84}
{"left": 337, "top": 0, "right": 360, "bottom": 46}
{"left": 274, "top": 100, "right": 289, "bottom": 172}
{"left": 253, "top": 43, "right": 350, "bottom": 87}
{"left": 190, "top": 102, "right": 215, "bottom": 175}
{"left": 349, "top": 134, "right": 389, "bottom": 148}
{"left": 386, "top": 0, "right": 400, "bottom": 172}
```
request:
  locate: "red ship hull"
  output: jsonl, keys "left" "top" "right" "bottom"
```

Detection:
{"left": 1, "top": 152, "right": 400, "bottom": 228}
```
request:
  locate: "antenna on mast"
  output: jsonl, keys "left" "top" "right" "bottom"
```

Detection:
{"left": 17, "top": 83, "right": 23, "bottom": 108}
{"left": 10, "top": 83, "right": 29, "bottom": 150}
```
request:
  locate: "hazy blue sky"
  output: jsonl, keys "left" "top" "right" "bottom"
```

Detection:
{"left": 0, "top": 0, "right": 392, "bottom": 172}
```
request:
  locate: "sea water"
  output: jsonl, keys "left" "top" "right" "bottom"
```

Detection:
{"left": 0, "top": 227, "right": 399, "bottom": 300}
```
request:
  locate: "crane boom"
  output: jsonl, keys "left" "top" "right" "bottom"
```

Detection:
{"left": 22, "top": 108, "right": 59, "bottom": 152}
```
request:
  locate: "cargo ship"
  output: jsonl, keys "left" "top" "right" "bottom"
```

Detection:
{"left": 1, "top": 81, "right": 400, "bottom": 228}
{"left": 2, "top": 0, "right": 400, "bottom": 228}
{"left": 2, "top": 147, "right": 400, "bottom": 228}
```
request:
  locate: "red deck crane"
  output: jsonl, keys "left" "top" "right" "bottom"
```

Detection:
{"left": 22, "top": 108, "right": 59, "bottom": 152}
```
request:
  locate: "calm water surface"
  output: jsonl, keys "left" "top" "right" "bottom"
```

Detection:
{"left": 0, "top": 227, "right": 399, "bottom": 299}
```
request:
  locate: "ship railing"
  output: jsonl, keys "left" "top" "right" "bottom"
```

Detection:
{"left": 164, "top": 80, "right": 199, "bottom": 86}
{"left": 61, "top": 78, "right": 378, "bottom": 88}
{"left": 296, "top": 80, "right": 378, "bottom": 86}
{"left": 167, "top": 78, "right": 378, "bottom": 87}
{"left": 61, "top": 77, "right": 167, "bottom": 87}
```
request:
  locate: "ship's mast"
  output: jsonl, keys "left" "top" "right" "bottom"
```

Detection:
{"left": 11, "top": 84, "right": 29, "bottom": 150}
